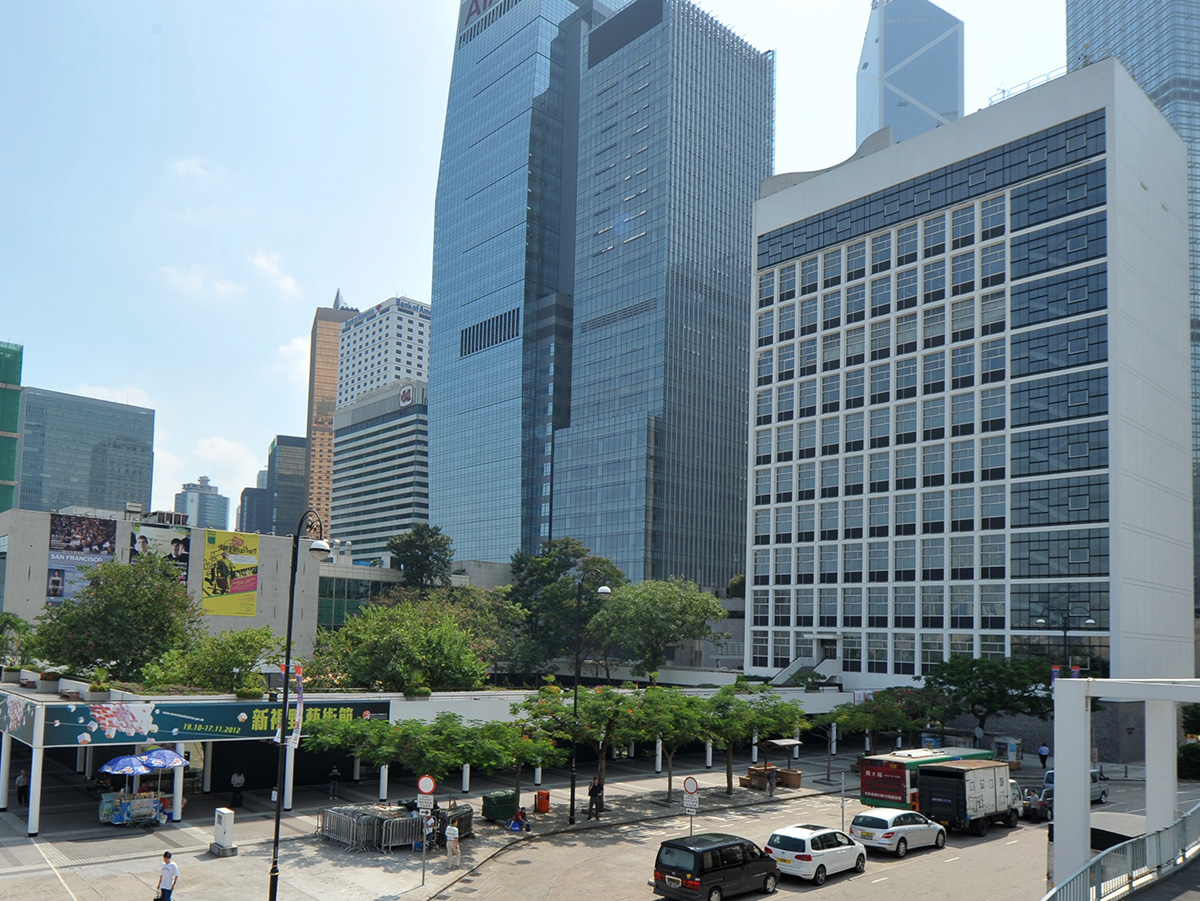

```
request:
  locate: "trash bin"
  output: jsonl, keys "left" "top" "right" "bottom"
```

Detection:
{"left": 481, "top": 789, "right": 516, "bottom": 822}
{"left": 535, "top": 790, "right": 550, "bottom": 814}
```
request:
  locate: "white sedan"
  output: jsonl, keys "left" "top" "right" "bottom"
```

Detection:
{"left": 848, "top": 808, "right": 947, "bottom": 857}
{"left": 764, "top": 824, "right": 866, "bottom": 885}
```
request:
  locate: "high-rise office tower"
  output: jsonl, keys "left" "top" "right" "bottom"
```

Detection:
{"left": 16, "top": 387, "right": 154, "bottom": 513}
{"left": 0, "top": 342, "right": 21, "bottom": 512}
{"left": 337, "top": 297, "right": 431, "bottom": 409}
{"left": 174, "top": 476, "right": 230, "bottom": 530}
{"left": 748, "top": 58, "right": 1193, "bottom": 684}
{"left": 430, "top": 0, "right": 774, "bottom": 585}
{"left": 306, "top": 292, "right": 357, "bottom": 530}
{"left": 267, "top": 435, "right": 308, "bottom": 537}
{"left": 331, "top": 381, "right": 429, "bottom": 563}
{"left": 857, "top": 0, "right": 964, "bottom": 146}
{"left": 1066, "top": 1, "right": 1200, "bottom": 612}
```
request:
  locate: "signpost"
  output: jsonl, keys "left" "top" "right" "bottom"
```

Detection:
{"left": 683, "top": 776, "right": 699, "bottom": 835}
{"left": 418, "top": 775, "right": 436, "bottom": 884}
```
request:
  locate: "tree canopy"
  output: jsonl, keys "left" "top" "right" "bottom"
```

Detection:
{"left": 921, "top": 655, "right": 1052, "bottom": 735}
{"left": 700, "top": 684, "right": 808, "bottom": 794}
{"left": 0, "top": 612, "right": 31, "bottom": 667}
{"left": 387, "top": 523, "right": 454, "bottom": 589}
{"left": 30, "top": 554, "right": 202, "bottom": 681}
{"left": 628, "top": 687, "right": 705, "bottom": 800}
{"left": 588, "top": 577, "right": 726, "bottom": 679}
{"left": 141, "top": 627, "right": 283, "bottom": 694}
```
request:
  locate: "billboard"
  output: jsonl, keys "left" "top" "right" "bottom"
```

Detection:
{"left": 201, "top": 530, "right": 259, "bottom": 616}
{"left": 129, "top": 522, "right": 191, "bottom": 583}
{"left": 46, "top": 514, "right": 116, "bottom": 606}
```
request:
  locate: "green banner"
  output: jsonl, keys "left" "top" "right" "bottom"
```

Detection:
{"left": 39, "top": 698, "right": 390, "bottom": 747}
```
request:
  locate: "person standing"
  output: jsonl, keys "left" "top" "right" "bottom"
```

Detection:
{"left": 157, "top": 851, "right": 179, "bottom": 901}
{"left": 587, "top": 776, "right": 603, "bottom": 820}
{"left": 15, "top": 769, "right": 29, "bottom": 806}
{"left": 444, "top": 820, "right": 461, "bottom": 868}
{"left": 766, "top": 765, "right": 778, "bottom": 797}
{"left": 230, "top": 771, "right": 245, "bottom": 807}
{"left": 1037, "top": 742, "right": 1050, "bottom": 769}
{"left": 328, "top": 765, "right": 341, "bottom": 800}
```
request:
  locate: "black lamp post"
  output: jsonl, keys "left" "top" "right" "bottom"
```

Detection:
{"left": 1036, "top": 610, "right": 1096, "bottom": 671}
{"left": 268, "top": 510, "right": 329, "bottom": 901}
{"left": 568, "top": 574, "right": 610, "bottom": 825}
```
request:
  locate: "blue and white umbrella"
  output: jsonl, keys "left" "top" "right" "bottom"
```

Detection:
{"left": 139, "top": 747, "right": 189, "bottom": 792}
{"left": 100, "top": 755, "right": 152, "bottom": 776}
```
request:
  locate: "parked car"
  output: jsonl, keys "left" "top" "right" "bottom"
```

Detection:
{"left": 1043, "top": 769, "right": 1108, "bottom": 804}
{"left": 764, "top": 824, "right": 866, "bottom": 886}
{"left": 1022, "top": 787, "right": 1054, "bottom": 821}
{"left": 848, "top": 808, "right": 947, "bottom": 857}
{"left": 651, "top": 832, "right": 779, "bottom": 901}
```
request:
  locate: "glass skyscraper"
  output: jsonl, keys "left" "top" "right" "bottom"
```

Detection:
{"left": 0, "top": 342, "right": 21, "bottom": 513}
{"left": 856, "top": 0, "right": 964, "bottom": 146}
{"left": 16, "top": 387, "right": 154, "bottom": 513}
{"left": 430, "top": 0, "right": 774, "bottom": 585}
{"left": 1066, "top": 0, "right": 1200, "bottom": 611}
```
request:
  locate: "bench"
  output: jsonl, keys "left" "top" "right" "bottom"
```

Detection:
{"left": 60, "top": 690, "right": 82, "bottom": 701}
{"left": 19, "top": 680, "right": 36, "bottom": 689}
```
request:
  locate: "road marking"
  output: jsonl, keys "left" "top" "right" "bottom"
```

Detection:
{"left": 945, "top": 856, "right": 960, "bottom": 862}
{"left": 1007, "top": 840, "right": 1020, "bottom": 845}
{"left": 871, "top": 877, "right": 889, "bottom": 883}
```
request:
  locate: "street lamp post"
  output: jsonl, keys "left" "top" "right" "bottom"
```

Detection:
{"left": 268, "top": 510, "right": 330, "bottom": 901}
{"left": 1036, "top": 610, "right": 1096, "bottom": 671}
{"left": 568, "top": 574, "right": 611, "bottom": 826}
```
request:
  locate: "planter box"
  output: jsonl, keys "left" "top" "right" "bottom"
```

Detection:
{"left": 1, "top": 671, "right": 19, "bottom": 684}
{"left": 742, "top": 765, "right": 803, "bottom": 790}
{"left": 85, "top": 689, "right": 111, "bottom": 702}
{"left": 37, "top": 679, "right": 60, "bottom": 694}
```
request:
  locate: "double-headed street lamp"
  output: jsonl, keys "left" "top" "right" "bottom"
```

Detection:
{"left": 268, "top": 510, "right": 329, "bottom": 901}
{"left": 1036, "top": 606, "right": 1096, "bottom": 672}
{"left": 568, "top": 573, "right": 610, "bottom": 826}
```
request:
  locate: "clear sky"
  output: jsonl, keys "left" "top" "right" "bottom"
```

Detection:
{"left": 0, "top": 0, "right": 1065, "bottom": 514}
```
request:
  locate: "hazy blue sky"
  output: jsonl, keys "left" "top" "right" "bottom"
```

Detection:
{"left": 0, "top": 0, "right": 1064, "bottom": 514}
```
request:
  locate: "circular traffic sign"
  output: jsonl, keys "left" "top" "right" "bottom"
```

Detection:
{"left": 418, "top": 775, "right": 436, "bottom": 794}
{"left": 683, "top": 776, "right": 698, "bottom": 795}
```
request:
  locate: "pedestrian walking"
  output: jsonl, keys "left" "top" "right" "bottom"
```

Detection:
{"left": 15, "top": 769, "right": 29, "bottom": 806}
{"left": 445, "top": 821, "right": 461, "bottom": 868}
{"left": 1037, "top": 742, "right": 1050, "bottom": 769}
{"left": 766, "top": 765, "right": 778, "bottom": 797}
{"left": 230, "top": 771, "right": 245, "bottom": 807}
{"left": 157, "top": 850, "right": 179, "bottom": 901}
{"left": 587, "top": 776, "right": 603, "bottom": 820}
{"left": 329, "top": 765, "right": 341, "bottom": 800}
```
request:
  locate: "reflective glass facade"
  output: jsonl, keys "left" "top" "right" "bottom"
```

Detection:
{"left": 16, "top": 387, "right": 153, "bottom": 513}
{"left": 306, "top": 303, "right": 357, "bottom": 530}
{"left": 267, "top": 435, "right": 307, "bottom": 537}
{"left": 857, "top": 0, "right": 964, "bottom": 146}
{"left": 431, "top": 0, "right": 773, "bottom": 586}
{"left": 0, "top": 342, "right": 21, "bottom": 513}
{"left": 1066, "top": 0, "right": 1200, "bottom": 610}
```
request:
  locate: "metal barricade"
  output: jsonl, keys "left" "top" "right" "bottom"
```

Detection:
{"left": 316, "top": 808, "right": 360, "bottom": 851}
{"left": 381, "top": 814, "right": 425, "bottom": 852}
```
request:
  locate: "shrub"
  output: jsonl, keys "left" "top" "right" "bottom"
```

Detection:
{"left": 1179, "top": 742, "right": 1200, "bottom": 779}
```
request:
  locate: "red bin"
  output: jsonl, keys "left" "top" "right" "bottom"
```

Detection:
{"left": 535, "top": 789, "right": 550, "bottom": 813}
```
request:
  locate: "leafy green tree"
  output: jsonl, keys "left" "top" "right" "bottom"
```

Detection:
{"left": 478, "top": 716, "right": 567, "bottom": 818}
{"left": 700, "top": 684, "right": 808, "bottom": 794}
{"left": 810, "top": 693, "right": 918, "bottom": 779}
{"left": 141, "top": 627, "right": 283, "bottom": 694}
{"left": 629, "top": 687, "right": 704, "bottom": 800}
{"left": 588, "top": 577, "right": 726, "bottom": 680}
{"left": 726, "top": 574, "right": 745, "bottom": 599}
{"left": 387, "top": 523, "right": 454, "bottom": 590}
{"left": 307, "top": 599, "right": 487, "bottom": 692}
{"left": 0, "top": 612, "right": 32, "bottom": 666}
{"left": 30, "top": 554, "right": 202, "bottom": 681}
{"left": 921, "top": 655, "right": 1052, "bottom": 737}
{"left": 508, "top": 538, "right": 625, "bottom": 672}
{"left": 1183, "top": 704, "right": 1200, "bottom": 738}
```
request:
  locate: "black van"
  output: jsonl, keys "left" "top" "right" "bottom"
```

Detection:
{"left": 651, "top": 832, "right": 779, "bottom": 901}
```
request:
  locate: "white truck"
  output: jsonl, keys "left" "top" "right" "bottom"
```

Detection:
{"left": 917, "top": 759, "right": 1022, "bottom": 836}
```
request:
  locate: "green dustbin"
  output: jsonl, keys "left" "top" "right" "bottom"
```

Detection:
{"left": 481, "top": 788, "right": 517, "bottom": 821}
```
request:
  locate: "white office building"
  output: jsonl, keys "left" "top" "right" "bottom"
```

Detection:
{"left": 747, "top": 58, "right": 1193, "bottom": 687}
{"left": 337, "top": 296, "right": 431, "bottom": 409}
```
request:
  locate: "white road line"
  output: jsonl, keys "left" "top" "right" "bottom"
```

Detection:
{"left": 1007, "top": 840, "right": 1020, "bottom": 845}
{"left": 945, "top": 856, "right": 960, "bottom": 862}
{"left": 29, "top": 838, "right": 81, "bottom": 901}
{"left": 871, "top": 877, "right": 889, "bottom": 883}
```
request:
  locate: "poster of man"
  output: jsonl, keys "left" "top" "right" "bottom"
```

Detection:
{"left": 201, "top": 530, "right": 259, "bottom": 616}
{"left": 129, "top": 523, "right": 191, "bottom": 582}
{"left": 46, "top": 515, "right": 116, "bottom": 606}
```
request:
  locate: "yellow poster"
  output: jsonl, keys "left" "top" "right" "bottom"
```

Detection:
{"left": 201, "top": 530, "right": 259, "bottom": 616}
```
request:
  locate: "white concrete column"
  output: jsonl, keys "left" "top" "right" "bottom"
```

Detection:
{"left": 202, "top": 741, "right": 213, "bottom": 793}
{"left": 76, "top": 746, "right": 85, "bottom": 773}
{"left": 85, "top": 745, "right": 94, "bottom": 778}
{"left": 0, "top": 731, "right": 11, "bottom": 809}
{"left": 379, "top": 764, "right": 389, "bottom": 802}
{"left": 751, "top": 732, "right": 758, "bottom": 763}
{"left": 629, "top": 742, "right": 635, "bottom": 758}
{"left": 1145, "top": 699, "right": 1177, "bottom": 833}
{"left": 353, "top": 756, "right": 362, "bottom": 780}
{"left": 27, "top": 745, "right": 44, "bottom": 836}
{"left": 611, "top": 743, "right": 619, "bottom": 759}
{"left": 532, "top": 765, "right": 541, "bottom": 786}
{"left": 284, "top": 742, "right": 296, "bottom": 811}
{"left": 831, "top": 723, "right": 838, "bottom": 756}
{"left": 1053, "top": 679, "right": 1091, "bottom": 879}
{"left": 705, "top": 742, "right": 712, "bottom": 768}
{"left": 655, "top": 739, "right": 663, "bottom": 774}
{"left": 172, "top": 742, "right": 185, "bottom": 822}
{"left": 463, "top": 763, "right": 472, "bottom": 793}
{"left": 794, "top": 728, "right": 801, "bottom": 760}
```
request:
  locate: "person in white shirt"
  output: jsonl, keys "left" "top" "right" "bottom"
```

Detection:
{"left": 158, "top": 851, "right": 179, "bottom": 901}
{"left": 444, "top": 822, "right": 461, "bottom": 868}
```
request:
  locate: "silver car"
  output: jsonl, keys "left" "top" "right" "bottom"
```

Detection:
{"left": 848, "top": 808, "right": 947, "bottom": 857}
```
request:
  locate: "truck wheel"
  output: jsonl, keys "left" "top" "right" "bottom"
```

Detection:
{"left": 1005, "top": 809, "right": 1018, "bottom": 828}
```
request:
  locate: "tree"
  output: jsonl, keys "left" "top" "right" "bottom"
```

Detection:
{"left": 588, "top": 577, "right": 726, "bottom": 680}
{"left": 30, "top": 554, "right": 202, "bottom": 681}
{"left": 921, "top": 655, "right": 1053, "bottom": 737}
{"left": 726, "top": 574, "right": 745, "bottom": 599}
{"left": 387, "top": 523, "right": 454, "bottom": 589}
{"left": 477, "top": 716, "right": 567, "bottom": 818}
{"left": 1183, "top": 703, "right": 1200, "bottom": 738}
{"left": 811, "top": 694, "right": 918, "bottom": 779}
{"left": 0, "top": 613, "right": 32, "bottom": 666}
{"left": 306, "top": 599, "right": 488, "bottom": 692}
{"left": 629, "top": 687, "right": 704, "bottom": 800}
{"left": 699, "top": 684, "right": 808, "bottom": 794}
{"left": 141, "top": 627, "right": 283, "bottom": 694}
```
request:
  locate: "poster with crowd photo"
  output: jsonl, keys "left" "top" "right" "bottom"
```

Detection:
{"left": 201, "top": 529, "right": 259, "bottom": 616}
{"left": 129, "top": 522, "right": 191, "bottom": 583}
{"left": 46, "top": 514, "right": 116, "bottom": 606}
